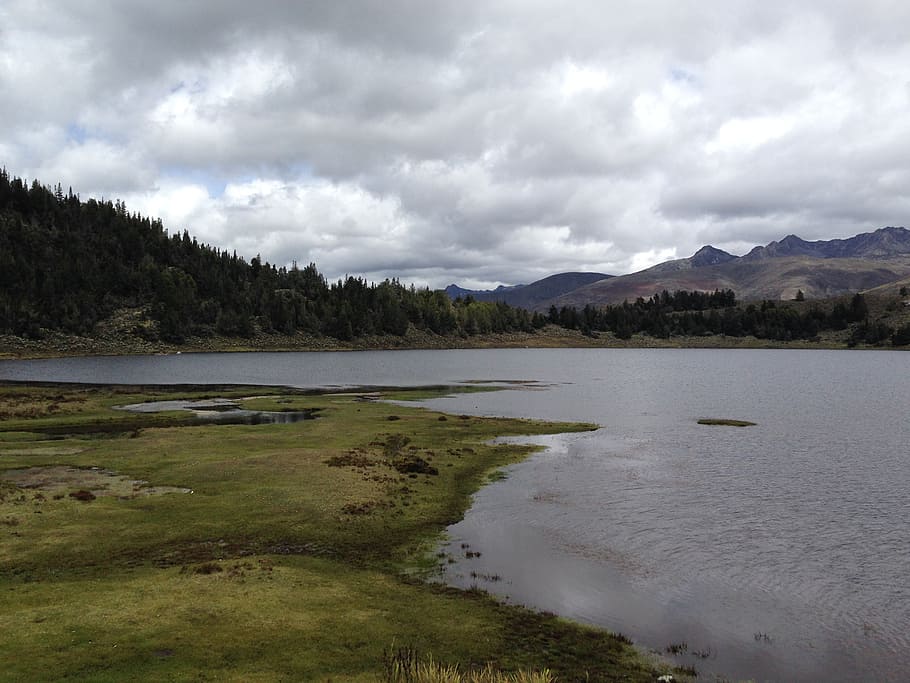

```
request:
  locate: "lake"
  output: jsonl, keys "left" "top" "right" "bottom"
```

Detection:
{"left": 2, "top": 348, "right": 907, "bottom": 681}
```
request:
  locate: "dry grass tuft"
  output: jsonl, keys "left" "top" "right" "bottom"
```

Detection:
{"left": 382, "top": 646, "right": 556, "bottom": 683}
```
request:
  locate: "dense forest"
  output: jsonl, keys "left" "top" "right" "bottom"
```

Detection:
{"left": 0, "top": 169, "right": 540, "bottom": 342}
{"left": 1, "top": 169, "right": 908, "bottom": 347}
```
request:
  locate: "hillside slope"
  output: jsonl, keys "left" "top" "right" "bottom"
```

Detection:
{"left": 446, "top": 271, "right": 611, "bottom": 308}
{"left": 446, "top": 228, "right": 910, "bottom": 311}
{"left": 547, "top": 254, "right": 910, "bottom": 308}
{"left": 0, "top": 169, "right": 544, "bottom": 342}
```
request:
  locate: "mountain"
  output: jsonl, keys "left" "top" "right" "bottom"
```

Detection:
{"left": 549, "top": 255, "right": 910, "bottom": 309}
{"left": 689, "top": 245, "right": 739, "bottom": 267}
{"left": 518, "top": 227, "right": 910, "bottom": 310}
{"left": 743, "top": 226, "right": 910, "bottom": 260}
{"left": 446, "top": 272, "right": 611, "bottom": 309}
{"left": 641, "top": 245, "right": 738, "bottom": 274}
{"left": 444, "top": 283, "right": 524, "bottom": 300}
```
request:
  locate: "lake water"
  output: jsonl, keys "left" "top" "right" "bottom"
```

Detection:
{"left": 1, "top": 348, "right": 907, "bottom": 682}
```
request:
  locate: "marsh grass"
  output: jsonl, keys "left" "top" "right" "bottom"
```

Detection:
{"left": 665, "top": 642, "right": 688, "bottom": 655}
{"left": 0, "top": 382, "right": 663, "bottom": 682}
{"left": 380, "top": 385, "right": 504, "bottom": 402}
{"left": 697, "top": 418, "right": 757, "bottom": 427}
{"left": 381, "top": 646, "right": 556, "bottom": 682}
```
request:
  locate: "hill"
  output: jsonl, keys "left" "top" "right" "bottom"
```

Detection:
{"left": 445, "top": 271, "right": 611, "bottom": 309}
{"left": 0, "top": 169, "right": 547, "bottom": 343}
{"left": 549, "top": 254, "right": 910, "bottom": 309}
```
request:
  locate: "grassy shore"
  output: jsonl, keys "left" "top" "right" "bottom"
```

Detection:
{"left": 0, "top": 383, "right": 683, "bottom": 682}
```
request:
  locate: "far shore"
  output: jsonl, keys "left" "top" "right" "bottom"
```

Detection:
{"left": 1, "top": 323, "right": 884, "bottom": 361}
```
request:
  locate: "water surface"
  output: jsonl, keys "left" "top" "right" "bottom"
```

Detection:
{"left": 2, "top": 348, "right": 907, "bottom": 681}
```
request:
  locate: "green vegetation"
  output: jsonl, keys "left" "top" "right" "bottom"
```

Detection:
{"left": 697, "top": 418, "right": 757, "bottom": 427}
{"left": 547, "top": 290, "right": 910, "bottom": 346}
{"left": 379, "top": 385, "right": 505, "bottom": 402}
{"left": 381, "top": 646, "right": 554, "bottom": 682}
{"left": 0, "top": 383, "right": 667, "bottom": 681}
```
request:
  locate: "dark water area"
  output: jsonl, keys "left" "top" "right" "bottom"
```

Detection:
{"left": 116, "top": 398, "right": 316, "bottom": 425}
{"left": 2, "top": 348, "right": 908, "bottom": 681}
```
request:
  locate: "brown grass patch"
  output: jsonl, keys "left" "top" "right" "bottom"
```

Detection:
{"left": 1, "top": 465, "right": 191, "bottom": 499}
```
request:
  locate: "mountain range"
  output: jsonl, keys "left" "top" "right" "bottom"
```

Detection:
{"left": 445, "top": 272, "right": 611, "bottom": 310}
{"left": 448, "top": 227, "right": 910, "bottom": 310}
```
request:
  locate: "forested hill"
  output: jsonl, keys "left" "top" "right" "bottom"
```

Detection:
{"left": 0, "top": 170, "right": 542, "bottom": 342}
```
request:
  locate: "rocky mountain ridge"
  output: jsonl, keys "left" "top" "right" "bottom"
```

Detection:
{"left": 447, "top": 227, "right": 910, "bottom": 310}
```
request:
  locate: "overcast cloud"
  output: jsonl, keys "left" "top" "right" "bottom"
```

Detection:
{"left": 2, "top": 1, "right": 909, "bottom": 288}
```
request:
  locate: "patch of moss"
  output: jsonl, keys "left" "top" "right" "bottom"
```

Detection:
{"left": 697, "top": 418, "right": 757, "bottom": 427}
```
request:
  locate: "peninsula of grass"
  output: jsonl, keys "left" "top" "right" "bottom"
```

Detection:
{"left": 697, "top": 418, "right": 757, "bottom": 427}
{"left": 0, "top": 382, "right": 674, "bottom": 682}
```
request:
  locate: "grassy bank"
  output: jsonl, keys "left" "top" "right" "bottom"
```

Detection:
{"left": 0, "top": 383, "right": 678, "bottom": 681}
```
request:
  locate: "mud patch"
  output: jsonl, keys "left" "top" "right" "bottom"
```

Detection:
{"left": 1, "top": 465, "right": 191, "bottom": 499}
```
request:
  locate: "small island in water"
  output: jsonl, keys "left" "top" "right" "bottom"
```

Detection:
{"left": 697, "top": 418, "right": 757, "bottom": 427}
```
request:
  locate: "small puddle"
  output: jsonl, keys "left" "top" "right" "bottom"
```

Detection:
{"left": 115, "top": 398, "right": 318, "bottom": 425}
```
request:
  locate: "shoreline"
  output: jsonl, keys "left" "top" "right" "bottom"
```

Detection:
{"left": 0, "top": 381, "right": 684, "bottom": 681}
{"left": 0, "top": 323, "right": 884, "bottom": 361}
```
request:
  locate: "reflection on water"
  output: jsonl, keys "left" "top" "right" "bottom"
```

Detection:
{"left": 437, "top": 426, "right": 909, "bottom": 683}
{"left": 116, "top": 398, "right": 317, "bottom": 425}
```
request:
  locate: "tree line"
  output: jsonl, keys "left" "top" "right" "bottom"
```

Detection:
{"left": 547, "top": 290, "right": 910, "bottom": 346}
{"left": 0, "top": 169, "right": 539, "bottom": 342}
{"left": 2, "top": 169, "right": 907, "bottom": 347}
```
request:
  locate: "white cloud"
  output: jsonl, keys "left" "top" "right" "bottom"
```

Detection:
{"left": 706, "top": 116, "right": 795, "bottom": 155}
{"left": 33, "top": 141, "right": 154, "bottom": 196}
{"left": 2, "top": 2, "right": 909, "bottom": 288}
{"left": 558, "top": 61, "right": 612, "bottom": 98}
{"left": 629, "top": 248, "right": 679, "bottom": 273}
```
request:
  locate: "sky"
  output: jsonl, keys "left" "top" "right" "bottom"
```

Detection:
{"left": 2, "top": 1, "right": 909, "bottom": 289}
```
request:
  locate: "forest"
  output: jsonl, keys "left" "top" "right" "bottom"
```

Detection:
{"left": 0, "top": 169, "right": 538, "bottom": 342}
{"left": 2, "top": 169, "right": 908, "bottom": 347}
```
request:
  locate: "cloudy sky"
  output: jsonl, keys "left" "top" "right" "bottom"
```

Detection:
{"left": 2, "top": 2, "right": 909, "bottom": 288}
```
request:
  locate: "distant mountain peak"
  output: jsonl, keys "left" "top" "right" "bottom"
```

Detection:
{"left": 690, "top": 245, "right": 737, "bottom": 267}
{"left": 445, "top": 271, "right": 611, "bottom": 308}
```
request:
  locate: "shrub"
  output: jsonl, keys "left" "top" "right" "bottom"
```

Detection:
{"left": 194, "top": 562, "right": 223, "bottom": 575}
{"left": 892, "top": 323, "right": 910, "bottom": 346}
{"left": 391, "top": 453, "right": 438, "bottom": 476}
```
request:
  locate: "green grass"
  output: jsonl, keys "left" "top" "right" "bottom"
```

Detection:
{"left": 378, "top": 385, "right": 504, "bottom": 402}
{"left": 0, "top": 383, "right": 668, "bottom": 682}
